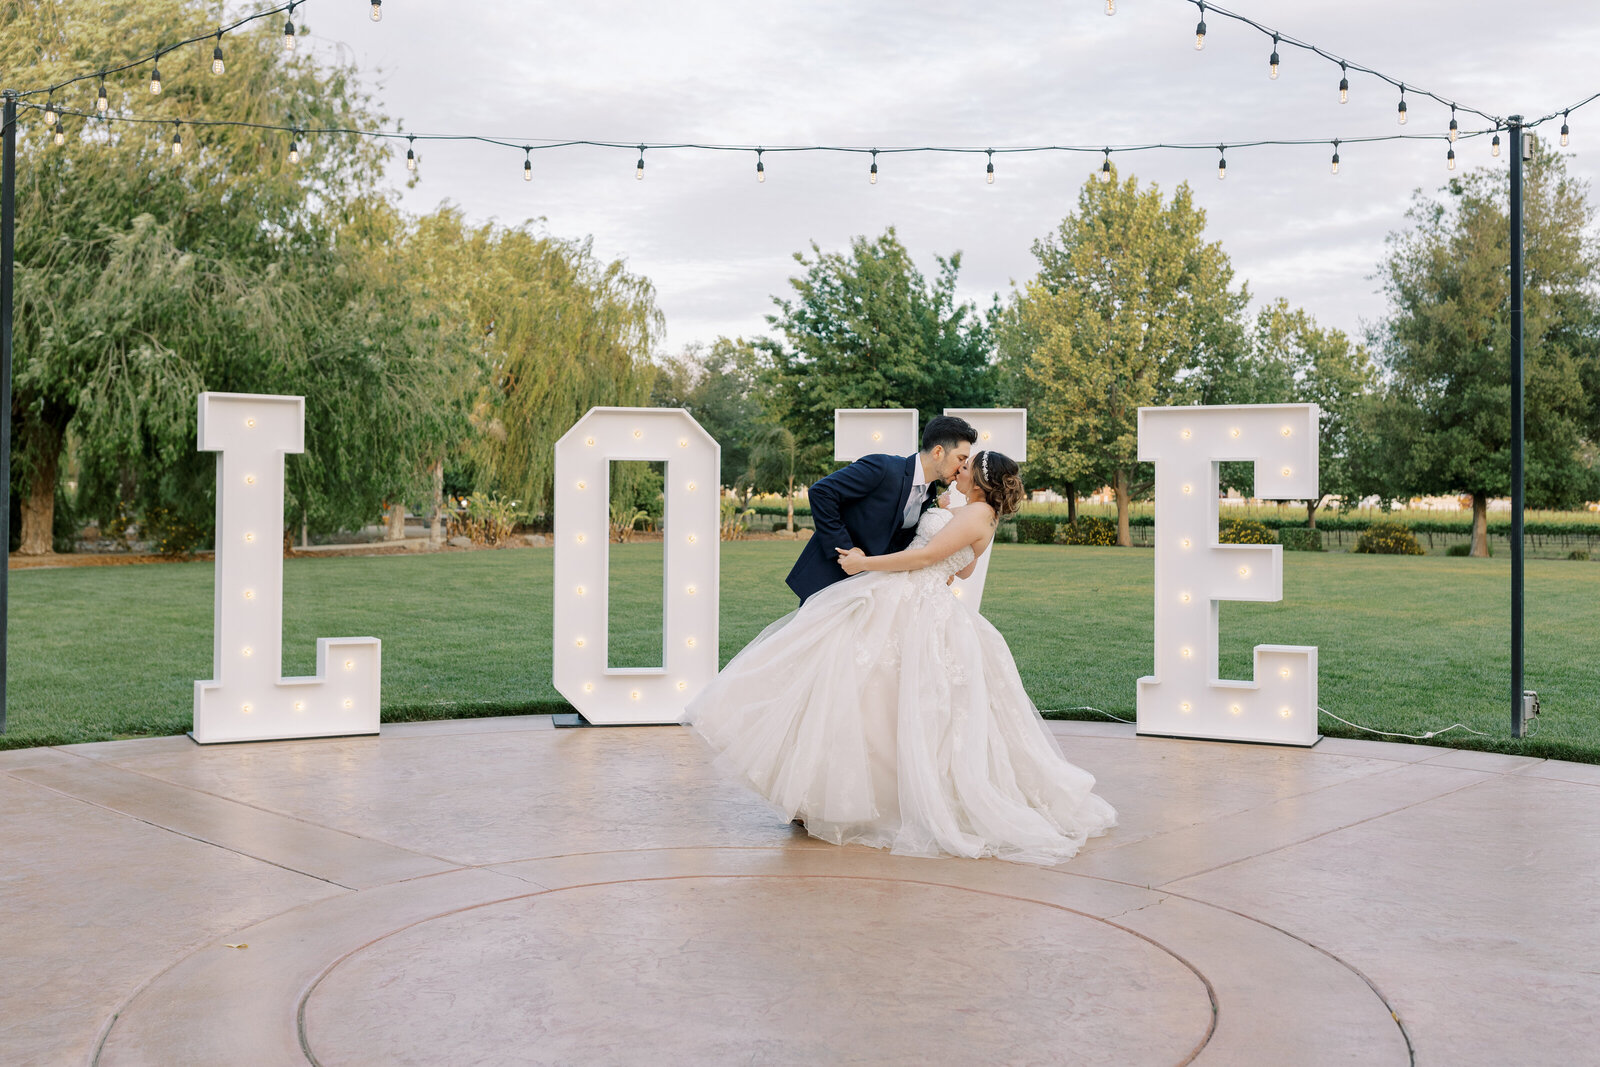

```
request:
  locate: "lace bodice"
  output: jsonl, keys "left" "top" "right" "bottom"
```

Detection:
{"left": 909, "top": 507, "right": 975, "bottom": 580}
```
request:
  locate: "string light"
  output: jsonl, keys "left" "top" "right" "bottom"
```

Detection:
{"left": 43, "top": 101, "right": 57, "bottom": 126}
{"left": 1100, "top": 148, "right": 1112, "bottom": 182}
{"left": 150, "top": 55, "right": 162, "bottom": 94}
{"left": 1492, "top": 131, "right": 1502, "bottom": 157}
{"left": 1268, "top": 34, "right": 1280, "bottom": 80}
{"left": 1194, "top": 2, "right": 1207, "bottom": 49}
{"left": 283, "top": 3, "right": 296, "bottom": 52}
{"left": 869, "top": 148, "right": 878, "bottom": 184}
{"left": 635, "top": 144, "right": 645, "bottom": 179}
{"left": 171, "top": 120, "right": 182, "bottom": 157}
{"left": 96, "top": 78, "right": 108, "bottom": 112}
{"left": 1446, "top": 145, "right": 1456, "bottom": 171}
{"left": 1105, "top": 0, "right": 1115, "bottom": 13}
{"left": 405, "top": 134, "right": 416, "bottom": 172}
{"left": 1397, "top": 85, "right": 1408, "bottom": 125}
{"left": 985, "top": 148, "right": 994, "bottom": 184}
{"left": 288, "top": 130, "right": 300, "bottom": 164}
{"left": 370, "top": 0, "right": 382, "bottom": 22}
{"left": 1330, "top": 139, "right": 1340, "bottom": 174}
{"left": 1338, "top": 61, "right": 1348, "bottom": 104}
{"left": 755, "top": 147, "right": 764, "bottom": 182}
{"left": 1216, "top": 145, "right": 1226, "bottom": 180}
{"left": 53, "top": 122, "right": 66, "bottom": 147}
{"left": 211, "top": 32, "right": 225, "bottom": 76}
{"left": 523, "top": 147, "right": 532, "bottom": 181}
{"left": 1561, "top": 110, "right": 1571, "bottom": 146}
{"left": 1448, "top": 105, "right": 1458, "bottom": 142}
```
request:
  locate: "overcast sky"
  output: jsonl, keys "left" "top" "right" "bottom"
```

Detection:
{"left": 302, "top": 0, "right": 1600, "bottom": 355}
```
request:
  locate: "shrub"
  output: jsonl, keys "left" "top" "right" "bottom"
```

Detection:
{"left": 1016, "top": 516, "right": 1058, "bottom": 544}
{"left": 144, "top": 506, "right": 210, "bottom": 557}
{"left": 1054, "top": 516, "right": 1118, "bottom": 546}
{"left": 1446, "top": 542, "right": 1492, "bottom": 557}
{"left": 1355, "top": 520, "right": 1425, "bottom": 555}
{"left": 995, "top": 519, "right": 1019, "bottom": 544}
{"left": 720, "top": 500, "right": 754, "bottom": 541}
{"left": 1219, "top": 518, "right": 1278, "bottom": 545}
{"left": 1279, "top": 527, "right": 1324, "bottom": 552}
{"left": 457, "top": 492, "right": 523, "bottom": 546}
{"left": 1570, "top": 550, "right": 1591, "bottom": 561}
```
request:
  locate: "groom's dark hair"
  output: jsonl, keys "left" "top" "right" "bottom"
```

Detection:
{"left": 921, "top": 415, "right": 977, "bottom": 454}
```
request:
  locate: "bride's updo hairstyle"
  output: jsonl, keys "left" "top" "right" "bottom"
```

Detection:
{"left": 971, "top": 451, "right": 1025, "bottom": 518}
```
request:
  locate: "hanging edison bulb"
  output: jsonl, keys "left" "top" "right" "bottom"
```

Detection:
{"left": 1561, "top": 111, "right": 1571, "bottom": 147}
{"left": 1268, "top": 36, "right": 1280, "bottom": 80}
{"left": 212, "top": 34, "right": 225, "bottom": 76}
{"left": 1105, "top": 0, "right": 1115, "bottom": 14}
{"left": 283, "top": 5, "right": 297, "bottom": 52}
{"left": 636, "top": 148, "right": 645, "bottom": 180}
{"left": 150, "top": 60, "right": 163, "bottom": 94}
{"left": 1446, "top": 146, "right": 1456, "bottom": 171}
{"left": 53, "top": 125, "right": 66, "bottom": 147}
{"left": 171, "top": 122, "right": 183, "bottom": 157}
{"left": 755, "top": 149, "right": 765, "bottom": 183}
{"left": 869, "top": 149, "right": 878, "bottom": 184}
{"left": 1330, "top": 142, "right": 1340, "bottom": 175}
{"left": 405, "top": 136, "right": 416, "bottom": 172}
{"left": 1397, "top": 87, "right": 1408, "bottom": 125}
{"left": 1492, "top": 132, "right": 1502, "bottom": 158}
{"left": 288, "top": 132, "right": 301, "bottom": 164}
{"left": 1194, "top": 3, "right": 1207, "bottom": 49}
{"left": 985, "top": 150, "right": 994, "bottom": 185}
{"left": 1339, "top": 62, "right": 1349, "bottom": 104}
{"left": 96, "top": 80, "right": 108, "bottom": 112}
{"left": 523, "top": 149, "right": 533, "bottom": 182}
{"left": 1216, "top": 148, "right": 1227, "bottom": 180}
{"left": 370, "top": 0, "right": 383, "bottom": 22}
{"left": 1100, "top": 150, "right": 1112, "bottom": 182}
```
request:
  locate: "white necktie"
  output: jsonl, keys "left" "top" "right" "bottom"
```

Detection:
{"left": 903, "top": 482, "right": 926, "bottom": 528}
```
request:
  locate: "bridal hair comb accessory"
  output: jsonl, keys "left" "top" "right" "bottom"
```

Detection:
{"left": 980, "top": 452, "right": 990, "bottom": 481}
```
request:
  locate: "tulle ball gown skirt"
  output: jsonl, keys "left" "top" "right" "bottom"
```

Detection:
{"left": 685, "top": 567, "right": 1116, "bottom": 865}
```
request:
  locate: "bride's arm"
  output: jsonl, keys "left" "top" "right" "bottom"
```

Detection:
{"left": 838, "top": 506, "right": 993, "bottom": 574}
{"left": 952, "top": 539, "right": 987, "bottom": 580}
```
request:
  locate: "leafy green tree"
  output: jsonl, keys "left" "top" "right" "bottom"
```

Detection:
{"left": 1227, "top": 299, "right": 1378, "bottom": 524}
{"left": 747, "top": 426, "right": 830, "bottom": 534}
{"left": 760, "top": 228, "right": 997, "bottom": 455}
{"left": 651, "top": 337, "right": 765, "bottom": 496}
{"left": 4, "top": 0, "right": 439, "bottom": 551}
{"left": 1001, "top": 167, "right": 1250, "bottom": 544}
{"left": 1370, "top": 142, "right": 1600, "bottom": 556}
{"left": 405, "top": 210, "right": 661, "bottom": 516}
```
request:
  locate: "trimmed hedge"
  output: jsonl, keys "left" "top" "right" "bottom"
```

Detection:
{"left": 1016, "top": 516, "right": 1058, "bottom": 544}
{"left": 1219, "top": 518, "right": 1277, "bottom": 545}
{"left": 1279, "top": 527, "right": 1324, "bottom": 552}
{"left": 1055, "top": 516, "right": 1118, "bottom": 546}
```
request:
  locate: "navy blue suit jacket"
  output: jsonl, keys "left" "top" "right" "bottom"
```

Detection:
{"left": 786, "top": 453, "right": 933, "bottom": 602}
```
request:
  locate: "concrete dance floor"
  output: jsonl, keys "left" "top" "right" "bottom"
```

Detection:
{"left": 3, "top": 717, "right": 1597, "bottom": 1065}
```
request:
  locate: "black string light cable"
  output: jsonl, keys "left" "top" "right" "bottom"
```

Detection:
{"left": 1177, "top": 0, "right": 1501, "bottom": 126}
{"left": 18, "top": 0, "right": 315, "bottom": 101}
{"left": 20, "top": 98, "right": 1522, "bottom": 181}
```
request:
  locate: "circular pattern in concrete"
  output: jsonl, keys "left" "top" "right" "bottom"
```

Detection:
{"left": 300, "top": 876, "right": 1214, "bottom": 1066}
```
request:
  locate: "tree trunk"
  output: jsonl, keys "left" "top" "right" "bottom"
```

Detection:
{"left": 385, "top": 502, "right": 407, "bottom": 541}
{"left": 1306, "top": 498, "right": 1318, "bottom": 530}
{"left": 1470, "top": 491, "right": 1489, "bottom": 557}
{"left": 428, "top": 461, "right": 446, "bottom": 543}
{"left": 785, "top": 476, "right": 795, "bottom": 533}
{"left": 17, "top": 420, "right": 64, "bottom": 556}
{"left": 1114, "top": 469, "right": 1132, "bottom": 548}
{"left": 1066, "top": 482, "right": 1078, "bottom": 526}
{"left": 301, "top": 510, "right": 309, "bottom": 549}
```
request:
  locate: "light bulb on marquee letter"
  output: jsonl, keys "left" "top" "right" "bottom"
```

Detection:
{"left": 1136, "top": 403, "right": 1320, "bottom": 746}
{"left": 553, "top": 407, "right": 720, "bottom": 724}
{"left": 193, "top": 393, "right": 380, "bottom": 743}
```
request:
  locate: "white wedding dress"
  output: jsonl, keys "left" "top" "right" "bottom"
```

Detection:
{"left": 686, "top": 507, "right": 1116, "bottom": 865}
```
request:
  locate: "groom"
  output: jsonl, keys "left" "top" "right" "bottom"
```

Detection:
{"left": 786, "top": 415, "right": 977, "bottom": 603}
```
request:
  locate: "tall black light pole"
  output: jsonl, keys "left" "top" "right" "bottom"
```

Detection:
{"left": 1508, "top": 115, "right": 1527, "bottom": 739}
{"left": 1, "top": 89, "right": 17, "bottom": 735}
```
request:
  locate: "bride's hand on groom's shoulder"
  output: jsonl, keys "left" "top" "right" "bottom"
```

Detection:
{"left": 937, "top": 491, "right": 950, "bottom": 508}
{"left": 836, "top": 547, "right": 868, "bottom": 574}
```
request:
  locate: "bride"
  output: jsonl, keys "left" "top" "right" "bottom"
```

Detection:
{"left": 686, "top": 450, "right": 1116, "bottom": 865}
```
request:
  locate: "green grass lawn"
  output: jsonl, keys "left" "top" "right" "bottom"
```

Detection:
{"left": 5, "top": 545, "right": 1598, "bottom": 762}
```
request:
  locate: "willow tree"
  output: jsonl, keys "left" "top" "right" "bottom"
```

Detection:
{"left": 5, "top": 0, "right": 445, "bottom": 550}
{"left": 1002, "top": 167, "right": 1249, "bottom": 545}
{"left": 404, "top": 210, "right": 662, "bottom": 516}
